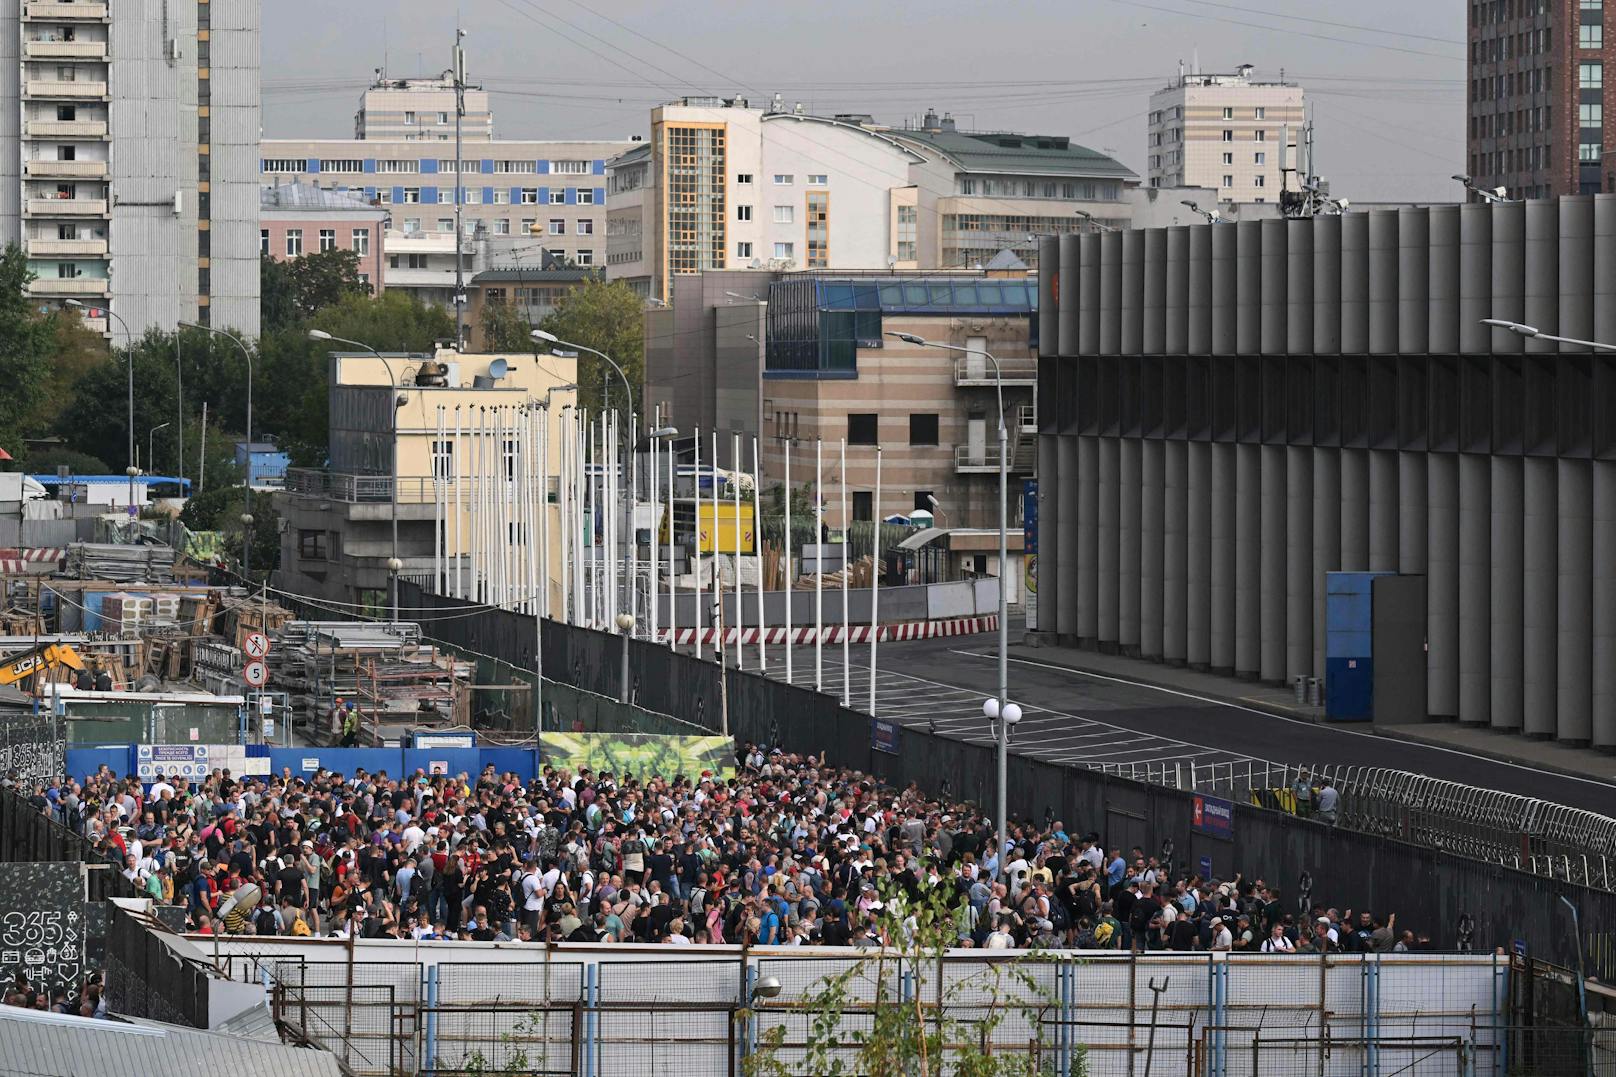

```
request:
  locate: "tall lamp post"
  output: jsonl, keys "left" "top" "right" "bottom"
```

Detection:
{"left": 889, "top": 330, "right": 1014, "bottom": 880}
{"left": 67, "top": 299, "right": 136, "bottom": 515}
{"left": 147, "top": 422, "right": 171, "bottom": 476}
{"left": 309, "top": 329, "right": 405, "bottom": 620}
{"left": 179, "top": 321, "right": 254, "bottom": 577}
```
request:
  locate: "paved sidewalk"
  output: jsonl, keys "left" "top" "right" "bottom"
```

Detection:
{"left": 1014, "top": 637, "right": 1616, "bottom": 790}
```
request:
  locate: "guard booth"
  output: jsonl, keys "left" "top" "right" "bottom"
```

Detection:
{"left": 1325, "top": 572, "right": 1427, "bottom": 723}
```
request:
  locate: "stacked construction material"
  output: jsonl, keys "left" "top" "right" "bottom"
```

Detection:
{"left": 65, "top": 543, "right": 176, "bottom": 583}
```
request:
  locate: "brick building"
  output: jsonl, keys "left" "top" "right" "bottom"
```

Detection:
{"left": 260, "top": 183, "right": 389, "bottom": 292}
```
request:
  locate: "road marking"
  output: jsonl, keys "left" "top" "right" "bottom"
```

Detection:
{"left": 948, "top": 649, "right": 1616, "bottom": 792}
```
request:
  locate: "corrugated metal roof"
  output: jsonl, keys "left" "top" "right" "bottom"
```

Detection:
{"left": 896, "top": 128, "right": 1137, "bottom": 180}
{"left": 260, "top": 182, "right": 380, "bottom": 212}
{"left": 471, "top": 267, "right": 603, "bottom": 284}
{"left": 0, "top": 1007, "right": 345, "bottom": 1077}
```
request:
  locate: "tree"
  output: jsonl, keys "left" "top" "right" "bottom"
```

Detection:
{"left": 537, "top": 280, "right": 644, "bottom": 414}
{"left": 260, "top": 250, "right": 371, "bottom": 333}
{"left": 27, "top": 448, "right": 109, "bottom": 476}
{"left": 0, "top": 245, "right": 55, "bottom": 457}
{"left": 744, "top": 885, "right": 1070, "bottom": 1077}
{"left": 479, "top": 297, "right": 533, "bottom": 353}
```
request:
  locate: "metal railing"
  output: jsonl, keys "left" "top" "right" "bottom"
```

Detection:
{"left": 285, "top": 468, "right": 474, "bottom": 505}
{"left": 1081, "top": 757, "right": 1616, "bottom": 893}
{"left": 953, "top": 355, "right": 1037, "bottom": 385}
{"left": 954, "top": 443, "right": 1007, "bottom": 470}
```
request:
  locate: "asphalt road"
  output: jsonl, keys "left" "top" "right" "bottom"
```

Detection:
{"left": 738, "top": 631, "right": 1616, "bottom": 816}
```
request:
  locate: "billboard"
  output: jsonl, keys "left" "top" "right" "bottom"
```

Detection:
{"left": 1191, "top": 793, "right": 1235, "bottom": 840}
{"left": 538, "top": 732, "right": 734, "bottom": 784}
{"left": 1022, "top": 478, "right": 1038, "bottom": 631}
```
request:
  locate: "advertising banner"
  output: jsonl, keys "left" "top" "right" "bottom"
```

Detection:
{"left": 1191, "top": 793, "right": 1235, "bottom": 840}
{"left": 1022, "top": 479, "right": 1038, "bottom": 631}
{"left": 538, "top": 733, "right": 734, "bottom": 784}
{"left": 871, "top": 719, "right": 901, "bottom": 755}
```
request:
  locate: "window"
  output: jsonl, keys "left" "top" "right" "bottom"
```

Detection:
{"left": 406, "top": 253, "right": 428, "bottom": 269}
{"left": 1222, "top": 152, "right": 1233, "bottom": 165}
{"left": 577, "top": 189, "right": 595, "bottom": 204}
{"left": 958, "top": 178, "right": 976, "bottom": 195}
{"left": 896, "top": 204, "right": 917, "bottom": 262}
{"left": 431, "top": 439, "right": 454, "bottom": 480}
{"left": 1254, "top": 106, "right": 1266, "bottom": 119}
{"left": 736, "top": 173, "right": 753, "bottom": 184}
{"left": 1581, "top": 140, "right": 1603, "bottom": 161}
{"left": 773, "top": 174, "right": 794, "bottom": 185}
{"left": 1582, "top": 102, "right": 1604, "bottom": 127}
{"left": 1222, "top": 129, "right": 1234, "bottom": 141}
{"left": 1254, "top": 151, "right": 1266, "bottom": 165}
{"left": 320, "top": 159, "right": 363, "bottom": 173}
{"left": 402, "top": 217, "right": 421, "bottom": 233}
{"left": 551, "top": 159, "right": 590, "bottom": 174}
{"left": 494, "top": 160, "right": 537, "bottom": 173}
{"left": 807, "top": 173, "right": 827, "bottom": 184}
{"left": 569, "top": 249, "right": 591, "bottom": 265}
{"left": 285, "top": 229, "right": 302, "bottom": 256}
{"left": 773, "top": 241, "right": 794, "bottom": 260}
{"left": 521, "top": 219, "right": 535, "bottom": 234}
{"left": 493, "top": 218, "right": 511, "bottom": 235}
{"left": 1254, "top": 129, "right": 1266, "bottom": 141}
{"left": 438, "top": 112, "right": 449, "bottom": 124}
{"left": 259, "top": 229, "right": 269, "bottom": 255}
{"left": 1222, "top": 106, "right": 1233, "bottom": 119}
{"left": 852, "top": 491, "right": 873, "bottom": 522}
{"left": 464, "top": 187, "right": 481, "bottom": 204}
{"left": 351, "top": 227, "right": 370, "bottom": 255}
{"left": 493, "top": 189, "right": 510, "bottom": 204}
{"left": 56, "top": 105, "right": 75, "bottom": 121}
{"left": 437, "top": 218, "right": 453, "bottom": 232}
{"left": 520, "top": 188, "right": 538, "bottom": 204}
{"left": 54, "top": 65, "right": 74, "bottom": 81}
{"left": 1222, "top": 175, "right": 1234, "bottom": 188}
{"left": 1583, "top": 23, "right": 1603, "bottom": 48}
{"left": 577, "top": 219, "right": 593, "bottom": 235}
{"left": 297, "top": 530, "right": 328, "bottom": 560}
{"left": 377, "top": 190, "right": 392, "bottom": 204}
{"left": 261, "top": 157, "right": 304, "bottom": 172}
{"left": 773, "top": 204, "right": 794, "bottom": 223}
{"left": 375, "top": 159, "right": 419, "bottom": 173}
{"left": 404, "top": 110, "right": 417, "bottom": 124}
{"left": 402, "top": 187, "right": 420, "bottom": 203}
{"left": 1254, "top": 175, "right": 1265, "bottom": 188}
{"left": 848, "top": 413, "right": 878, "bottom": 445}
{"left": 913, "top": 491, "right": 934, "bottom": 512}
{"left": 737, "top": 204, "right": 753, "bottom": 221}
{"left": 319, "top": 228, "right": 336, "bottom": 252}
{"left": 909, "top": 413, "right": 939, "bottom": 446}
{"left": 806, "top": 190, "right": 828, "bottom": 268}
{"left": 736, "top": 241, "right": 753, "bottom": 258}
{"left": 1583, "top": 62, "right": 1603, "bottom": 90}
{"left": 548, "top": 219, "right": 565, "bottom": 235}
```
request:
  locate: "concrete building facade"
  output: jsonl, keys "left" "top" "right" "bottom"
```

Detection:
{"left": 1468, "top": 0, "right": 1615, "bottom": 198}
{"left": 353, "top": 74, "right": 493, "bottom": 141}
{"left": 1147, "top": 66, "right": 1303, "bottom": 206}
{"left": 259, "top": 183, "right": 388, "bottom": 291}
{"left": 464, "top": 264, "right": 599, "bottom": 350}
{"left": 609, "top": 97, "right": 1135, "bottom": 300}
{"left": 1032, "top": 197, "right": 1616, "bottom": 751}
{"left": 0, "top": 0, "right": 259, "bottom": 335}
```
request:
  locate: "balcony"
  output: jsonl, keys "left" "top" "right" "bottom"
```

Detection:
{"left": 29, "top": 277, "right": 108, "bottom": 297}
{"left": 285, "top": 468, "right": 439, "bottom": 505}
{"left": 22, "top": 1, "right": 108, "bottom": 20}
{"left": 28, "top": 237, "right": 106, "bottom": 256}
{"left": 955, "top": 444, "right": 1006, "bottom": 474}
{"left": 954, "top": 355, "right": 1037, "bottom": 387}
{"left": 26, "top": 119, "right": 107, "bottom": 138}
{"left": 25, "top": 80, "right": 108, "bottom": 100}
{"left": 384, "top": 266, "right": 455, "bottom": 288}
{"left": 25, "top": 159, "right": 106, "bottom": 179}
{"left": 26, "top": 198, "right": 108, "bottom": 217}
{"left": 25, "top": 40, "right": 106, "bottom": 60}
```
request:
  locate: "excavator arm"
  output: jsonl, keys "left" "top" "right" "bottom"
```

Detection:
{"left": 0, "top": 642, "right": 86, "bottom": 687}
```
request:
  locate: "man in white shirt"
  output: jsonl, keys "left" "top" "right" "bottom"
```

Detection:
{"left": 1210, "top": 917, "right": 1234, "bottom": 951}
{"left": 520, "top": 863, "right": 545, "bottom": 935}
{"left": 985, "top": 917, "right": 1016, "bottom": 950}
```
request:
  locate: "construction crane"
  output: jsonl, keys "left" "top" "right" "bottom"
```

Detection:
{"left": 0, "top": 642, "right": 85, "bottom": 688}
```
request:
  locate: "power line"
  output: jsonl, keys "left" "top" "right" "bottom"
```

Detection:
{"left": 1172, "top": 0, "right": 1465, "bottom": 46}
{"left": 1106, "top": 0, "right": 1466, "bottom": 61}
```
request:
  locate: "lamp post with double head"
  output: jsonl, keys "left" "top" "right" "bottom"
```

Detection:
{"left": 309, "top": 329, "right": 405, "bottom": 620}
{"left": 888, "top": 330, "right": 1014, "bottom": 880}
{"left": 180, "top": 322, "right": 254, "bottom": 577}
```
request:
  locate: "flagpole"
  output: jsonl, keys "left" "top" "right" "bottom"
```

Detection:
{"left": 733, "top": 432, "right": 744, "bottom": 670}
{"left": 693, "top": 427, "right": 703, "bottom": 661}
{"left": 784, "top": 439, "right": 793, "bottom": 684}
{"left": 840, "top": 436, "right": 849, "bottom": 707}
{"left": 815, "top": 435, "right": 823, "bottom": 694}
{"left": 870, "top": 445, "right": 882, "bottom": 716}
{"left": 666, "top": 429, "right": 676, "bottom": 649}
{"left": 712, "top": 429, "right": 721, "bottom": 665}
{"left": 752, "top": 437, "right": 765, "bottom": 672}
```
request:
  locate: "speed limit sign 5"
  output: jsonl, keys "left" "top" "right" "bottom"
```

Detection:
{"left": 243, "top": 661, "right": 268, "bottom": 688}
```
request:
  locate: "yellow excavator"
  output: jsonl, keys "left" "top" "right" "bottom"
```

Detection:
{"left": 0, "top": 642, "right": 85, "bottom": 688}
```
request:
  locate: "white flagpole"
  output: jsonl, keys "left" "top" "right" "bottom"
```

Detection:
{"left": 557, "top": 408, "right": 568, "bottom": 621}
{"left": 525, "top": 407, "right": 538, "bottom": 614}
{"left": 606, "top": 410, "right": 617, "bottom": 628}
{"left": 649, "top": 414, "right": 658, "bottom": 644}
{"left": 453, "top": 406, "right": 463, "bottom": 599}
{"left": 472, "top": 407, "right": 483, "bottom": 602}
{"left": 628, "top": 409, "right": 639, "bottom": 635}
{"left": 434, "top": 405, "right": 445, "bottom": 594}
{"left": 784, "top": 439, "right": 793, "bottom": 683}
{"left": 840, "top": 436, "right": 850, "bottom": 707}
{"left": 539, "top": 405, "right": 549, "bottom": 620}
{"left": 712, "top": 429, "right": 721, "bottom": 664}
{"left": 815, "top": 435, "right": 823, "bottom": 693}
{"left": 693, "top": 427, "right": 703, "bottom": 660}
{"left": 573, "top": 409, "right": 585, "bottom": 624}
{"left": 870, "top": 446, "right": 882, "bottom": 716}
{"left": 666, "top": 432, "right": 676, "bottom": 649}
{"left": 498, "top": 408, "right": 510, "bottom": 608}
{"left": 752, "top": 436, "right": 764, "bottom": 671}
{"left": 732, "top": 431, "right": 743, "bottom": 670}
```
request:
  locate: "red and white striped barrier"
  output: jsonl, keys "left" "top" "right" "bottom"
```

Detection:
{"left": 655, "top": 614, "right": 997, "bottom": 648}
{"left": 0, "top": 548, "right": 65, "bottom": 575}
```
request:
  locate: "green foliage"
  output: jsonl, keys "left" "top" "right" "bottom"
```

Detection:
{"left": 177, "top": 484, "right": 241, "bottom": 531}
{"left": 27, "top": 448, "right": 110, "bottom": 476}
{"left": 744, "top": 885, "right": 1075, "bottom": 1077}
{"left": 260, "top": 249, "right": 371, "bottom": 333}
{"left": 536, "top": 279, "right": 644, "bottom": 413}
{"left": 0, "top": 245, "right": 55, "bottom": 457}
{"left": 177, "top": 483, "right": 276, "bottom": 578}
{"left": 479, "top": 297, "right": 534, "bottom": 353}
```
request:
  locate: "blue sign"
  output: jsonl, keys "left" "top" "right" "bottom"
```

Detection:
{"left": 1191, "top": 793, "right": 1235, "bottom": 840}
{"left": 871, "top": 718, "right": 900, "bottom": 755}
{"left": 1199, "top": 855, "right": 1213, "bottom": 881}
{"left": 1022, "top": 479, "right": 1039, "bottom": 555}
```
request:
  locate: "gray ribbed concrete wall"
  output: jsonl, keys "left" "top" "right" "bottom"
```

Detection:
{"left": 1036, "top": 197, "right": 1616, "bottom": 750}
{"left": 0, "top": 0, "right": 19, "bottom": 248}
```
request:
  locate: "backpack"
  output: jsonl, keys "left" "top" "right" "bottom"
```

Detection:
{"left": 1093, "top": 917, "right": 1118, "bottom": 948}
{"left": 254, "top": 907, "right": 278, "bottom": 935}
{"left": 1048, "top": 899, "right": 1071, "bottom": 932}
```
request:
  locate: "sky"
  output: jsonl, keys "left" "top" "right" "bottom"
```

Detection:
{"left": 263, "top": 0, "right": 1467, "bottom": 204}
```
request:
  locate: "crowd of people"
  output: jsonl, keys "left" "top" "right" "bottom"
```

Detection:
{"left": 6, "top": 747, "right": 1416, "bottom": 956}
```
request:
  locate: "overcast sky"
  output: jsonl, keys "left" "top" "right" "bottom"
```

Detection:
{"left": 263, "top": 0, "right": 1466, "bottom": 203}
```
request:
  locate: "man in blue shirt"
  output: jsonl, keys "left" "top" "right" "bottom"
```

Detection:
{"left": 758, "top": 897, "right": 782, "bottom": 945}
{"left": 1106, "top": 848, "right": 1127, "bottom": 894}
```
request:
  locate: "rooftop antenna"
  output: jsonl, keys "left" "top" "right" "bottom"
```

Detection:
{"left": 1192, "top": 47, "right": 1199, "bottom": 76}
{"left": 381, "top": 15, "right": 388, "bottom": 80}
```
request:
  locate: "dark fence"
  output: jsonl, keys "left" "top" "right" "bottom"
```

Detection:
{"left": 399, "top": 583, "right": 1616, "bottom": 980}
{"left": 0, "top": 786, "right": 139, "bottom": 902}
{"left": 104, "top": 903, "right": 216, "bottom": 1027}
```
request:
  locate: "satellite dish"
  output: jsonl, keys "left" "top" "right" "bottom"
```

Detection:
{"left": 487, "top": 358, "right": 510, "bottom": 379}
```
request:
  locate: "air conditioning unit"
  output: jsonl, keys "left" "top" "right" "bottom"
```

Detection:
{"left": 167, "top": 38, "right": 181, "bottom": 62}
{"left": 172, "top": 190, "right": 183, "bottom": 215}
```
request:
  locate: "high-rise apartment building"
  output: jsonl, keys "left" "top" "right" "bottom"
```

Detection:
{"left": 1146, "top": 65, "right": 1304, "bottom": 204}
{"left": 353, "top": 74, "right": 493, "bottom": 141}
{"left": 1467, "top": 0, "right": 1613, "bottom": 198}
{"left": 608, "top": 98, "right": 1135, "bottom": 300}
{"left": 0, "top": 0, "right": 260, "bottom": 335}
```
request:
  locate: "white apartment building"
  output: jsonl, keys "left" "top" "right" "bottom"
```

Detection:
{"left": 0, "top": 0, "right": 260, "bottom": 335}
{"left": 353, "top": 74, "right": 493, "bottom": 141}
{"left": 607, "top": 98, "right": 1137, "bottom": 299}
{"left": 1146, "top": 65, "right": 1304, "bottom": 205}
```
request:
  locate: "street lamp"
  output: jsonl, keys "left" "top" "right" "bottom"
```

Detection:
{"left": 68, "top": 299, "right": 135, "bottom": 515}
{"left": 1075, "top": 209, "right": 1115, "bottom": 233}
{"left": 310, "top": 329, "right": 407, "bottom": 620}
{"left": 180, "top": 322, "right": 253, "bottom": 577}
{"left": 1452, "top": 174, "right": 1514, "bottom": 205}
{"left": 1180, "top": 200, "right": 1222, "bottom": 224}
{"left": 888, "top": 330, "right": 1013, "bottom": 881}
{"left": 615, "top": 612, "right": 635, "bottom": 703}
{"left": 1480, "top": 318, "right": 1616, "bottom": 352}
{"left": 147, "top": 422, "right": 171, "bottom": 476}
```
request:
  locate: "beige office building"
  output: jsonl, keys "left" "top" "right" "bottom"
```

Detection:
{"left": 353, "top": 74, "right": 493, "bottom": 141}
{"left": 1146, "top": 66, "right": 1304, "bottom": 205}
